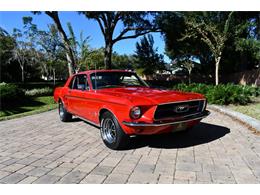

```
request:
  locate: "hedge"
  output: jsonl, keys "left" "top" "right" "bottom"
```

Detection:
{"left": 172, "top": 83, "right": 260, "bottom": 105}
{"left": 0, "top": 82, "right": 25, "bottom": 103}
{"left": 25, "top": 87, "right": 53, "bottom": 97}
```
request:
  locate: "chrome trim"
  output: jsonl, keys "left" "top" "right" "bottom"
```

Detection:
{"left": 174, "top": 104, "right": 189, "bottom": 113}
{"left": 74, "top": 108, "right": 122, "bottom": 128}
{"left": 122, "top": 110, "right": 210, "bottom": 127}
{"left": 153, "top": 99, "right": 206, "bottom": 120}
{"left": 202, "top": 99, "right": 207, "bottom": 111}
{"left": 77, "top": 116, "right": 100, "bottom": 127}
{"left": 158, "top": 98, "right": 205, "bottom": 106}
{"left": 154, "top": 111, "right": 206, "bottom": 122}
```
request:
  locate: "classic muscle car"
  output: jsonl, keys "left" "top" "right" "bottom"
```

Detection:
{"left": 54, "top": 70, "right": 210, "bottom": 149}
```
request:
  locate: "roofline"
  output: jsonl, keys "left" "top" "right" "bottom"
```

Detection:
{"left": 74, "top": 69, "right": 136, "bottom": 75}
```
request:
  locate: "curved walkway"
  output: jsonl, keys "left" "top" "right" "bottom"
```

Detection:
{"left": 0, "top": 109, "right": 259, "bottom": 184}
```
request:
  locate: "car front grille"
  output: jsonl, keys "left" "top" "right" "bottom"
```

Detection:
{"left": 154, "top": 100, "right": 206, "bottom": 120}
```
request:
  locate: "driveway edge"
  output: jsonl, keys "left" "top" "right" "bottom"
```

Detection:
{"left": 208, "top": 105, "right": 260, "bottom": 133}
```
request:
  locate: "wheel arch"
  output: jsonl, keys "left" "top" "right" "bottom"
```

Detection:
{"left": 58, "top": 97, "right": 69, "bottom": 111}
{"left": 99, "top": 108, "right": 116, "bottom": 123}
{"left": 98, "top": 106, "right": 124, "bottom": 126}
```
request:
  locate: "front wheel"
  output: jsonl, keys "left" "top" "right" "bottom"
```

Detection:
{"left": 100, "top": 111, "right": 129, "bottom": 150}
{"left": 59, "top": 100, "right": 72, "bottom": 122}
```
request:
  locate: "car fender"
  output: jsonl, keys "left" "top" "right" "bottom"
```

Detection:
{"left": 98, "top": 104, "right": 129, "bottom": 126}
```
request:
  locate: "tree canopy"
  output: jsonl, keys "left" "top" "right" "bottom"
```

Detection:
{"left": 1, "top": 11, "right": 259, "bottom": 85}
{"left": 80, "top": 12, "right": 160, "bottom": 69}
{"left": 134, "top": 34, "right": 165, "bottom": 76}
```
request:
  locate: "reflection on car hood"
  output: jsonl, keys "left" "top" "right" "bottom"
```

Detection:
{"left": 97, "top": 87, "right": 205, "bottom": 105}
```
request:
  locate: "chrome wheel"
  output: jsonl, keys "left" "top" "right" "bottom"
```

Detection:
{"left": 101, "top": 118, "right": 117, "bottom": 144}
{"left": 100, "top": 111, "right": 129, "bottom": 150}
{"left": 58, "top": 100, "right": 72, "bottom": 122}
{"left": 59, "top": 102, "right": 64, "bottom": 118}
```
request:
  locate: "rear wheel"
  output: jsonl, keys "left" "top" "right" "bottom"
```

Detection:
{"left": 100, "top": 111, "right": 129, "bottom": 150}
{"left": 59, "top": 100, "right": 72, "bottom": 122}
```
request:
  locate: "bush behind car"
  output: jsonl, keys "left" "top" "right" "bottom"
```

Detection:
{"left": 173, "top": 83, "right": 260, "bottom": 105}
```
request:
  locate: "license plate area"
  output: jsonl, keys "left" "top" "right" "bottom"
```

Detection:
{"left": 171, "top": 122, "right": 187, "bottom": 132}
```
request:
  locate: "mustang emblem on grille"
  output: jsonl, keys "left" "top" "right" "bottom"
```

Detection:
{"left": 174, "top": 104, "right": 189, "bottom": 113}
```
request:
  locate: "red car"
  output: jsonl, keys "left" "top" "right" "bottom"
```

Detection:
{"left": 54, "top": 70, "right": 210, "bottom": 150}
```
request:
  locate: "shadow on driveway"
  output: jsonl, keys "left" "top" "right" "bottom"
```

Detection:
{"left": 72, "top": 118, "right": 230, "bottom": 150}
{"left": 124, "top": 122, "right": 230, "bottom": 150}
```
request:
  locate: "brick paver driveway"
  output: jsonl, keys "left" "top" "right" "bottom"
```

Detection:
{"left": 0, "top": 109, "right": 259, "bottom": 184}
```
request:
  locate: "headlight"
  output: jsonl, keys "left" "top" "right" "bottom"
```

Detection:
{"left": 130, "top": 106, "right": 141, "bottom": 119}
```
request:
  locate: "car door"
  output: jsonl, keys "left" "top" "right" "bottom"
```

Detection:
{"left": 73, "top": 74, "right": 93, "bottom": 120}
{"left": 66, "top": 74, "right": 90, "bottom": 118}
{"left": 65, "top": 76, "right": 77, "bottom": 114}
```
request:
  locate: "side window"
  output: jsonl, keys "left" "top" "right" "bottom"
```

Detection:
{"left": 68, "top": 76, "right": 76, "bottom": 89}
{"left": 71, "top": 75, "right": 89, "bottom": 91}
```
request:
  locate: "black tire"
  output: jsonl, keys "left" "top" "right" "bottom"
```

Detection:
{"left": 100, "top": 111, "right": 129, "bottom": 150}
{"left": 58, "top": 100, "right": 72, "bottom": 122}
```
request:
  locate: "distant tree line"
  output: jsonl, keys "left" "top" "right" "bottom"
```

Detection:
{"left": 0, "top": 11, "right": 259, "bottom": 85}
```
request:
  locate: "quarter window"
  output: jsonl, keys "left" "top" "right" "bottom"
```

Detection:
{"left": 69, "top": 75, "right": 89, "bottom": 90}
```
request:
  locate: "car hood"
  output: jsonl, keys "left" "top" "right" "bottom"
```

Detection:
{"left": 97, "top": 87, "right": 205, "bottom": 105}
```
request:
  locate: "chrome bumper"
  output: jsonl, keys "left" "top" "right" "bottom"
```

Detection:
{"left": 122, "top": 110, "right": 210, "bottom": 127}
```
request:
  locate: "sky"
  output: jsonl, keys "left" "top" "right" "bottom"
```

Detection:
{"left": 0, "top": 11, "right": 171, "bottom": 63}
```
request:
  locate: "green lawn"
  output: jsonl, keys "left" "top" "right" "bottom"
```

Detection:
{"left": 227, "top": 97, "right": 260, "bottom": 120}
{"left": 0, "top": 96, "right": 57, "bottom": 121}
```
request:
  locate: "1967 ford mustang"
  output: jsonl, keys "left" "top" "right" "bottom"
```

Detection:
{"left": 54, "top": 70, "right": 210, "bottom": 149}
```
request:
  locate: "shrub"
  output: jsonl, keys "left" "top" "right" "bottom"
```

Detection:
{"left": 25, "top": 87, "right": 53, "bottom": 97}
{"left": 242, "top": 85, "right": 260, "bottom": 97}
{"left": 0, "top": 82, "right": 25, "bottom": 102}
{"left": 173, "top": 83, "right": 259, "bottom": 105}
{"left": 16, "top": 81, "right": 65, "bottom": 90}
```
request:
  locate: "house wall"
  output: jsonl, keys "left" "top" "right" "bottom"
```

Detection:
{"left": 222, "top": 68, "right": 260, "bottom": 86}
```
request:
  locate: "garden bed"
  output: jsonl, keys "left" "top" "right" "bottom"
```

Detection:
{"left": 0, "top": 82, "right": 58, "bottom": 121}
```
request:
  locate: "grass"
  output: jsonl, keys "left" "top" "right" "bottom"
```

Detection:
{"left": 0, "top": 96, "right": 57, "bottom": 121}
{"left": 227, "top": 96, "right": 260, "bottom": 120}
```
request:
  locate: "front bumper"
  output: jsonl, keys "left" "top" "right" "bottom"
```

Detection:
{"left": 122, "top": 110, "right": 210, "bottom": 127}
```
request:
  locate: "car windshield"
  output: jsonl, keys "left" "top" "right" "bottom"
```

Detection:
{"left": 90, "top": 72, "right": 149, "bottom": 90}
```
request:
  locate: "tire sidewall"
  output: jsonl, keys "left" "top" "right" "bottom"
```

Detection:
{"left": 100, "top": 111, "right": 128, "bottom": 150}
{"left": 59, "top": 101, "right": 65, "bottom": 121}
{"left": 58, "top": 100, "right": 71, "bottom": 122}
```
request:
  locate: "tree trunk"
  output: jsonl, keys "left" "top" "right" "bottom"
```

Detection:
{"left": 45, "top": 11, "right": 76, "bottom": 76}
{"left": 53, "top": 68, "right": 56, "bottom": 86}
{"left": 104, "top": 41, "right": 113, "bottom": 69}
{"left": 66, "top": 53, "right": 74, "bottom": 76}
{"left": 215, "top": 56, "right": 221, "bottom": 85}
{"left": 21, "top": 65, "right": 24, "bottom": 83}
{"left": 188, "top": 69, "right": 192, "bottom": 84}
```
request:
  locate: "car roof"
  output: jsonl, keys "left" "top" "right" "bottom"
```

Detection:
{"left": 75, "top": 69, "right": 135, "bottom": 75}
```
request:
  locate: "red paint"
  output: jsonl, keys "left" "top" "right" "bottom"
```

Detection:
{"left": 54, "top": 70, "right": 208, "bottom": 135}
